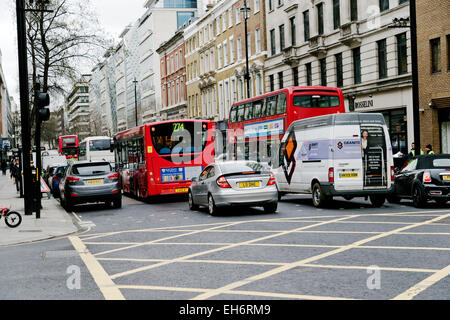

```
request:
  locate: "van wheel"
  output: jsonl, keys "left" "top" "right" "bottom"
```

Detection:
{"left": 312, "top": 183, "right": 330, "bottom": 208}
{"left": 370, "top": 195, "right": 386, "bottom": 207}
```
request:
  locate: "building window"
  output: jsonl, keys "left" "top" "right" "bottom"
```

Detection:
{"left": 236, "top": 7, "right": 241, "bottom": 24}
{"left": 305, "top": 62, "right": 312, "bottom": 86}
{"left": 317, "top": 3, "right": 324, "bottom": 35}
{"left": 430, "top": 37, "right": 441, "bottom": 73}
{"left": 279, "top": 24, "right": 285, "bottom": 51}
{"left": 320, "top": 58, "right": 327, "bottom": 86}
{"left": 278, "top": 71, "right": 284, "bottom": 89}
{"left": 278, "top": 0, "right": 283, "bottom": 6}
{"left": 269, "top": 0, "right": 274, "bottom": 11}
{"left": 290, "top": 16, "right": 296, "bottom": 46}
{"left": 335, "top": 53, "right": 343, "bottom": 88}
{"left": 353, "top": 47, "right": 361, "bottom": 84}
{"left": 222, "top": 13, "right": 227, "bottom": 32}
{"left": 237, "top": 38, "right": 242, "bottom": 60}
{"left": 270, "top": 29, "right": 276, "bottom": 55}
{"left": 397, "top": 33, "right": 408, "bottom": 75}
{"left": 333, "top": 0, "right": 340, "bottom": 29}
{"left": 399, "top": 0, "right": 409, "bottom": 3}
{"left": 228, "top": 8, "right": 232, "bottom": 27}
{"left": 292, "top": 66, "right": 299, "bottom": 86}
{"left": 378, "top": 39, "right": 387, "bottom": 79}
{"left": 254, "top": 0, "right": 260, "bottom": 13}
{"left": 223, "top": 41, "right": 228, "bottom": 66}
{"left": 379, "top": 0, "right": 389, "bottom": 12}
{"left": 447, "top": 35, "right": 450, "bottom": 71}
{"left": 229, "top": 37, "right": 234, "bottom": 62}
{"left": 255, "top": 29, "right": 261, "bottom": 53}
{"left": 269, "top": 74, "right": 274, "bottom": 91}
{"left": 303, "top": 10, "right": 310, "bottom": 42}
{"left": 257, "top": 73, "right": 263, "bottom": 95}
{"left": 350, "top": 0, "right": 358, "bottom": 21}
{"left": 217, "top": 45, "right": 222, "bottom": 68}
{"left": 246, "top": 33, "right": 251, "bottom": 57}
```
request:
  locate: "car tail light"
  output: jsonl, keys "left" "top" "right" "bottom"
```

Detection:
{"left": 328, "top": 168, "right": 334, "bottom": 183}
{"left": 423, "top": 172, "right": 432, "bottom": 183}
{"left": 267, "top": 172, "right": 276, "bottom": 186}
{"left": 66, "top": 176, "right": 80, "bottom": 184}
{"left": 108, "top": 173, "right": 118, "bottom": 180}
{"left": 216, "top": 176, "right": 231, "bottom": 188}
{"left": 391, "top": 166, "right": 395, "bottom": 181}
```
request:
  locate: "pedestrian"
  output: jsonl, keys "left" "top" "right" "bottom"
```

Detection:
{"left": 1, "top": 160, "right": 6, "bottom": 176}
{"left": 425, "top": 144, "right": 435, "bottom": 155}
{"left": 12, "top": 159, "right": 21, "bottom": 192}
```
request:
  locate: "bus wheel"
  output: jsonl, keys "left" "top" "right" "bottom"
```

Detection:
{"left": 188, "top": 191, "right": 198, "bottom": 211}
{"left": 370, "top": 195, "right": 385, "bottom": 207}
{"left": 312, "top": 183, "right": 329, "bottom": 208}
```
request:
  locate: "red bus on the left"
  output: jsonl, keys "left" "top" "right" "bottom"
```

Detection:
{"left": 58, "top": 135, "right": 79, "bottom": 160}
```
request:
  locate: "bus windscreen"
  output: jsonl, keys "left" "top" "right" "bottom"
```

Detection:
{"left": 62, "top": 147, "right": 78, "bottom": 156}
{"left": 151, "top": 122, "right": 208, "bottom": 155}
{"left": 90, "top": 139, "right": 111, "bottom": 151}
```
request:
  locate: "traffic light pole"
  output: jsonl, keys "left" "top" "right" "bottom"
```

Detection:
{"left": 16, "top": 0, "right": 33, "bottom": 215}
{"left": 34, "top": 84, "right": 41, "bottom": 219}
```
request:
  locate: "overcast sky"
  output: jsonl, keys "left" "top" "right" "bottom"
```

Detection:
{"left": 0, "top": 0, "right": 146, "bottom": 109}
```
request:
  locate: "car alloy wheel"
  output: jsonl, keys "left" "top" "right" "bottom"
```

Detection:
{"left": 188, "top": 191, "right": 198, "bottom": 210}
{"left": 208, "top": 194, "right": 217, "bottom": 216}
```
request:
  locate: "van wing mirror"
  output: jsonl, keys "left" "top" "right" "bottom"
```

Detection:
{"left": 110, "top": 142, "right": 115, "bottom": 152}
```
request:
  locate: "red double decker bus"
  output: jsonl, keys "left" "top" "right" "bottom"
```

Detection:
{"left": 227, "top": 86, "right": 345, "bottom": 161}
{"left": 58, "top": 135, "right": 79, "bottom": 160}
{"left": 113, "top": 120, "right": 215, "bottom": 199}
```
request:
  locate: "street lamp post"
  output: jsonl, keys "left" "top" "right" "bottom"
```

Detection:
{"left": 240, "top": 1, "right": 251, "bottom": 99}
{"left": 133, "top": 78, "right": 138, "bottom": 127}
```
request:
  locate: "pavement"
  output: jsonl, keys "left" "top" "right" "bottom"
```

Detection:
{"left": 0, "top": 172, "right": 80, "bottom": 246}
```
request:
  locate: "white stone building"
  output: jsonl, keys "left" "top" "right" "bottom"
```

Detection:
{"left": 264, "top": 0, "right": 412, "bottom": 154}
{"left": 65, "top": 75, "right": 91, "bottom": 141}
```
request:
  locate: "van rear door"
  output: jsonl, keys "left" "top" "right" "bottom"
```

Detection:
{"left": 333, "top": 124, "right": 364, "bottom": 191}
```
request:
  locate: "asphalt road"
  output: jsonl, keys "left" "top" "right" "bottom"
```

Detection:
{"left": 1, "top": 193, "right": 450, "bottom": 300}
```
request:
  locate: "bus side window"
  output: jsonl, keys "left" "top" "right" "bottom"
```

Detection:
{"left": 267, "top": 96, "right": 277, "bottom": 116}
{"left": 230, "top": 106, "right": 237, "bottom": 123}
{"left": 244, "top": 103, "right": 253, "bottom": 120}
{"left": 261, "top": 99, "right": 267, "bottom": 117}
{"left": 237, "top": 104, "right": 245, "bottom": 122}
{"left": 277, "top": 93, "right": 287, "bottom": 114}
{"left": 253, "top": 100, "right": 262, "bottom": 119}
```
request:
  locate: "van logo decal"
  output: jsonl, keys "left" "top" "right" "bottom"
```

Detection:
{"left": 337, "top": 141, "right": 343, "bottom": 149}
{"left": 283, "top": 132, "right": 297, "bottom": 184}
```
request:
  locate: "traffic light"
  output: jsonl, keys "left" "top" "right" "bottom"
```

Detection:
{"left": 36, "top": 92, "right": 50, "bottom": 122}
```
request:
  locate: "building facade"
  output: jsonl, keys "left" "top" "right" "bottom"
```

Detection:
{"left": 157, "top": 27, "right": 188, "bottom": 120}
{"left": 0, "top": 49, "right": 12, "bottom": 153}
{"left": 264, "top": 0, "right": 413, "bottom": 155}
{"left": 417, "top": 0, "right": 450, "bottom": 153}
{"left": 66, "top": 75, "right": 91, "bottom": 141}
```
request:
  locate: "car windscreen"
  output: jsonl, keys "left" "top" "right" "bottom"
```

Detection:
{"left": 151, "top": 122, "right": 208, "bottom": 155}
{"left": 293, "top": 95, "right": 340, "bottom": 108}
{"left": 62, "top": 147, "right": 78, "bottom": 156}
{"left": 71, "top": 163, "right": 112, "bottom": 176}
{"left": 89, "top": 139, "right": 111, "bottom": 151}
{"left": 219, "top": 162, "right": 269, "bottom": 175}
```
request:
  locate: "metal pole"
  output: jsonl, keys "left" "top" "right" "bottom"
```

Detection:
{"left": 410, "top": 0, "right": 421, "bottom": 156}
{"left": 16, "top": 0, "right": 33, "bottom": 215}
{"left": 243, "top": 1, "right": 251, "bottom": 99}
{"left": 134, "top": 78, "right": 138, "bottom": 127}
{"left": 34, "top": 83, "right": 41, "bottom": 219}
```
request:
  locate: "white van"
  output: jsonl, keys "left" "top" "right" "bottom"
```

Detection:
{"left": 273, "top": 113, "right": 394, "bottom": 207}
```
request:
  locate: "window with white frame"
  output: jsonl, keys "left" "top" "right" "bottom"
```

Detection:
{"left": 218, "top": 44, "right": 223, "bottom": 68}
{"left": 231, "top": 78, "right": 236, "bottom": 103}
{"left": 228, "top": 8, "right": 232, "bottom": 27}
{"left": 229, "top": 36, "right": 234, "bottom": 62}
{"left": 222, "top": 13, "right": 226, "bottom": 32}
{"left": 210, "top": 49, "right": 215, "bottom": 69}
{"left": 216, "top": 18, "right": 220, "bottom": 35}
{"left": 254, "top": 0, "right": 260, "bottom": 13}
{"left": 255, "top": 28, "right": 261, "bottom": 53}
{"left": 223, "top": 41, "right": 228, "bottom": 66}
{"left": 237, "top": 38, "right": 242, "bottom": 60}
{"left": 236, "top": 7, "right": 241, "bottom": 24}
{"left": 256, "top": 73, "right": 263, "bottom": 95}
{"left": 179, "top": 49, "right": 183, "bottom": 67}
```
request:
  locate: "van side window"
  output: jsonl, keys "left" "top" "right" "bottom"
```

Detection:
{"left": 237, "top": 104, "right": 245, "bottom": 121}
{"left": 244, "top": 103, "right": 253, "bottom": 120}
{"left": 253, "top": 100, "right": 263, "bottom": 119}
{"left": 277, "top": 93, "right": 287, "bottom": 114}
{"left": 267, "top": 96, "right": 277, "bottom": 116}
{"left": 230, "top": 106, "right": 237, "bottom": 123}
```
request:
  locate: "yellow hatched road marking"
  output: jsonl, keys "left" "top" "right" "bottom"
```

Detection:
{"left": 191, "top": 213, "right": 450, "bottom": 300}
{"left": 69, "top": 236, "right": 125, "bottom": 300}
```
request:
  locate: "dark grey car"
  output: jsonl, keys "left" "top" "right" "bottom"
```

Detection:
{"left": 59, "top": 161, "right": 121, "bottom": 210}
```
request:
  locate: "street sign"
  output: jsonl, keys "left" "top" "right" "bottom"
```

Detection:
{"left": 40, "top": 176, "right": 50, "bottom": 193}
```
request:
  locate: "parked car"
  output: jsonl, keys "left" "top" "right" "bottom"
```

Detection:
{"left": 272, "top": 113, "right": 395, "bottom": 208}
{"left": 188, "top": 160, "right": 278, "bottom": 215}
{"left": 43, "top": 165, "right": 57, "bottom": 187}
{"left": 49, "top": 165, "right": 67, "bottom": 198}
{"left": 59, "top": 161, "right": 121, "bottom": 210}
{"left": 388, "top": 154, "right": 450, "bottom": 207}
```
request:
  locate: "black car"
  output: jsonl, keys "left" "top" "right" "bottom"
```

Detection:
{"left": 50, "top": 165, "right": 67, "bottom": 198}
{"left": 59, "top": 161, "right": 121, "bottom": 210}
{"left": 388, "top": 154, "right": 450, "bottom": 207}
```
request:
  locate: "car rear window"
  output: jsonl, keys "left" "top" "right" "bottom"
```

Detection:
{"left": 71, "top": 163, "right": 112, "bottom": 176}
{"left": 219, "top": 162, "right": 269, "bottom": 175}
{"left": 432, "top": 158, "right": 450, "bottom": 168}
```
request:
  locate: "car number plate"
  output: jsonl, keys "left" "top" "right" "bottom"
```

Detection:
{"left": 239, "top": 181, "right": 260, "bottom": 188}
{"left": 340, "top": 173, "right": 358, "bottom": 178}
{"left": 442, "top": 175, "right": 450, "bottom": 181}
{"left": 175, "top": 188, "right": 189, "bottom": 193}
{"left": 87, "top": 179, "right": 103, "bottom": 185}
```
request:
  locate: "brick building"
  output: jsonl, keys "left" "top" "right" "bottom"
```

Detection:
{"left": 417, "top": 0, "right": 450, "bottom": 153}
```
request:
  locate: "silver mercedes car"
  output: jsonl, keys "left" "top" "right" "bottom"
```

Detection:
{"left": 188, "top": 160, "right": 278, "bottom": 215}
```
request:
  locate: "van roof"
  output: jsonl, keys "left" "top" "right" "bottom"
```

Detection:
{"left": 288, "top": 113, "right": 386, "bottom": 131}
